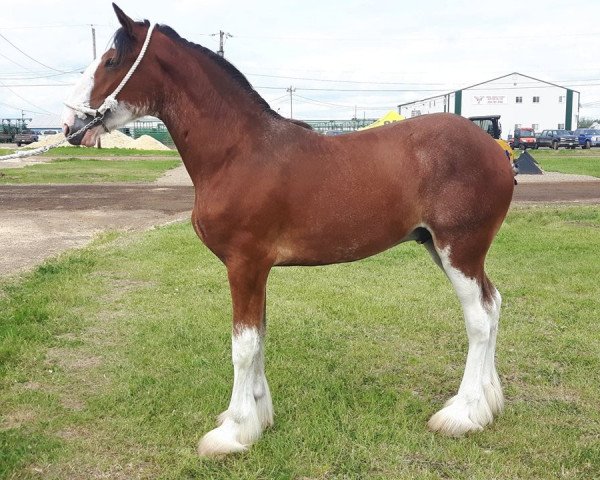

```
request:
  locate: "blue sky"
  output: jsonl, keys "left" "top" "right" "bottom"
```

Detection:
{"left": 1, "top": 0, "right": 600, "bottom": 126}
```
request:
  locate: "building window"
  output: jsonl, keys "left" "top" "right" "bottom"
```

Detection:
{"left": 533, "top": 96, "right": 540, "bottom": 103}
{"left": 559, "top": 95, "right": 564, "bottom": 103}
{"left": 516, "top": 96, "right": 523, "bottom": 103}
{"left": 532, "top": 124, "right": 539, "bottom": 131}
{"left": 558, "top": 123, "right": 565, "bottom": 129}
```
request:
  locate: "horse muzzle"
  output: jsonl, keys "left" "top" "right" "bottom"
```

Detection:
{"left": 62, "top": 113, "right": 97, "bottom": 146}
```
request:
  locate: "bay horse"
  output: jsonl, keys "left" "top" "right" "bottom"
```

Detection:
{"left": 61, "top": 4, "right": 515, "bottom": 457}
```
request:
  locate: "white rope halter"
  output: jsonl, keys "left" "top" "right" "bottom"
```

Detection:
{"left": 65, "top": 22, "right": 157, "bottom": 118}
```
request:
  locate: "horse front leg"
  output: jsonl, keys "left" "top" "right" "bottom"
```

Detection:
{"left": 198, "top": 260, "right": 273, "bottom": 457}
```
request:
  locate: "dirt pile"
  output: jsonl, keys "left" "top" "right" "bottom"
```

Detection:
{"left": 132, "top": 135, "right": 170, "bottom": 150}
{"left": 28, "top": 131, "right": 170, "bottom": 151}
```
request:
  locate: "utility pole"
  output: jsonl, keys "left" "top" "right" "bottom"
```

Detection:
{"left": 216, "top": 30, "right": 232, "bottom": 57}
{"left": 91, "top": 25, "right": 97, "bottom": 60}
{"left": 90, "top": 25, "right": 101, "bottom": 148}
{"left": 286, "top": 86, "right": 296, "bottom": 119}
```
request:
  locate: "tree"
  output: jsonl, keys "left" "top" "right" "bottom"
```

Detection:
{"left": 577, "top": 117, "right": 600, "bottom": 128}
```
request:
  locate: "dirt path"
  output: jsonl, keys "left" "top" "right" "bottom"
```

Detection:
{"left": 0, "top": 185, "right": 194, "bottom": 276}
{"left": 0, "top": 170, "right": 598, "bottom": 276}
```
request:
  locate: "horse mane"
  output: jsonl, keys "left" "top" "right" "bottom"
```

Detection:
{"left": 112, "top": 20, "right": 287, "bottom": 121}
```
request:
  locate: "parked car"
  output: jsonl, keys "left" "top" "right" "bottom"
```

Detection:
{"left": 536, "top": 129, "right": 578, "bottom": 149}
{"left": 572, "top": 128, "right": 600, "bottom": 149}
{"left": 13, "top": 129, "right": 39, "bottom": 147}
{"left": 510, "top": 127, "right": 537, "bottom": 150}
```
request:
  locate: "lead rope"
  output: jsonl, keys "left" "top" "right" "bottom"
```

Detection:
{"left": 0, "top": 23, "right": 156, "bottom": 162}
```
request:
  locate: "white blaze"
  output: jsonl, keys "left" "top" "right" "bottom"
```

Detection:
{"left": 61, "top": 58, "right": 101, "bottom": 126}
{"left": 60, "top": 55, "right": 146, "bottom": 146}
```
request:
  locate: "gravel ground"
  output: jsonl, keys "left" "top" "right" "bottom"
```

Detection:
{"left": 154, "top": 164, "right": 192, "bottom": 185}
{"left": 516, "top": 171, "right": 599, "bottom": 183}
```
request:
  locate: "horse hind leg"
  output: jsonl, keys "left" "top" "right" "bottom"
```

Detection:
{"left": 483, "top": 284, "right": 504, "bottom": 416}
{"left": 423, "top": 237, "right": 503, "bottom": 436}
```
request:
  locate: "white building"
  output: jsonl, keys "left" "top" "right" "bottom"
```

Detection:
{"left": 398, "top": 72, "right": 580, "bottom": 139}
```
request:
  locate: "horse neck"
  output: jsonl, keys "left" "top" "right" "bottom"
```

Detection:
{"left": 155, "top": 45, "right": 276, "bottom": 182}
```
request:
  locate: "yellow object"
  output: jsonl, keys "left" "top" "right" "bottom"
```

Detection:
{"left": 495, "top": 139, "right": 514, "bottom": 161}
{"left": 361, "top": 110, "right": 405, "bottom": 130}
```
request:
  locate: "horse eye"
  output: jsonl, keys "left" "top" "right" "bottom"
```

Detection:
{"left": 104, "top": 58, "right": 115, "bottom": 68}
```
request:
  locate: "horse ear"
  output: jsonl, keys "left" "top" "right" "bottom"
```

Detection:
{"left": 112, "top": 3, "right": 135, "bottom": 37}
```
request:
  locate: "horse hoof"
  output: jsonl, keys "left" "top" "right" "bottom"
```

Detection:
{"left": 198, "top": 422, "right": 248, "bottom": 457}
{"left": 428, "top": 398, "right": 490, "bottom": 437}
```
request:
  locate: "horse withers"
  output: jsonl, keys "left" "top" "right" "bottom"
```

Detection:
{"left": 61, "top": 4, "right": 515, "bottom": 456}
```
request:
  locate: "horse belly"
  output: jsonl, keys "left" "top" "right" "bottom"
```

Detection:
{"left": 275, "top": 193, "right": 420, "bottom": 266}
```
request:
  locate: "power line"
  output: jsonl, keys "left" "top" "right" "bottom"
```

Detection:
{"left": 0, "top": 83, "right": 75, "bottom": 87}
{"left": 298, "top": 87, "right": 447, "bottom": 93}
{"left": 0, "top": 23, "right": 111, "bottom": 30}
{"left": 0, "top": 81, "right": 57, "bottom": 115}
{"left": 0, "top": 51, "right": 35, "bottom": 72}
{"left": 255, "top": 85, "right": 447, "bottom": 93}
{"left": 234, "top": 30, "right": 600, "bottom": 43}
{"left": 250, "top": 71, "right": 600, "bottom": 89}
{"left": 294, "top": 94, "right": 356, "bottom": 109}
{"left": 0, "top": 68, "right": 86, "bottom": 81}
{"left": 266, "top": 93, "right": 289, "bottom": 103}
{"left": 294, "top": 94, "right": 392, "bottom": 110}
{"left": 253, "top": 82, "right": 600, "bottom": 94}
{"left": 0, "top": 32, "right": 69, "bottom": 73}
{"left": 247, "top": 72, "right": 449, "bottom": 86}
{"left": 0, "top": 100, "right": 48, "bottom": 115}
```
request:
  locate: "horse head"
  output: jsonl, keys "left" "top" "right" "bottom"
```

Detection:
{"left": 61, "top": 4, "right": 159, "bottom": 146}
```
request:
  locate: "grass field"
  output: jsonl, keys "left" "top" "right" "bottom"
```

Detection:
{"left": 520, "top": 148, "right": 600, "bottom": 177}
{"left": 38, "top": 146, "right": 180, "bottom": 157}
{"left": 1, "top": 205, "right": 598, "bottom": 479}
{"left": 1, "top": 146, "right": 180, "bottom": 158}
{"left": 0, "top": 157, "right": 181, "bottom": 184}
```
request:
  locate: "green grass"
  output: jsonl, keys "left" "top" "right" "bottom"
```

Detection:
{"left": 1, "top": 147, "right": 180, "bottom": 158}
{"left": 0, "top": 157, "right": 181, "bottom": 184}
{"left": 524, "top": 149, "right": 600, "bottom": 177}
{"left": 1, "top": 205, "right": 599, "bottom": 479}
{"left": 39, "top": 146, "right": 180, "bottom": 157}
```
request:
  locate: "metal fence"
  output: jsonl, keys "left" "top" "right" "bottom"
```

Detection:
{"left": 121, "top": 120, "right": 175, "bottom": 148}
{"left": 304, "top": 119, "right": 377, "bottom": 133}
{"left": 118, "top": 117, "right": 378, "bottom": 147}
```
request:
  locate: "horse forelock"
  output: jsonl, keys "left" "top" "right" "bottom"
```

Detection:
{"left": 111, "top": 19, "right": 150, "bottom": 68}
{"left": 110, "top": 20, "right": 280, "bottom": 119}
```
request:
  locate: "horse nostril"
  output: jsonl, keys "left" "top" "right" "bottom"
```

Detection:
{"left": 62, "top": 124, "right": 70, "bottom": 136}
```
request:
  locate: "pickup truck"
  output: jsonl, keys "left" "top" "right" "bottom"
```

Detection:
{"left": 572, "top": 128, "right": 600, "bottom": 149}
{"left": 536, "top": 129, "right": 578, "bottom": 149}
{"left": 14, "top": 130, "right": 39, "bottom": 147}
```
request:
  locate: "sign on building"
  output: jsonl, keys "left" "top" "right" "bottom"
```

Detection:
{"left": 472, "top": 95, "right": 507, "bottom": 105}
